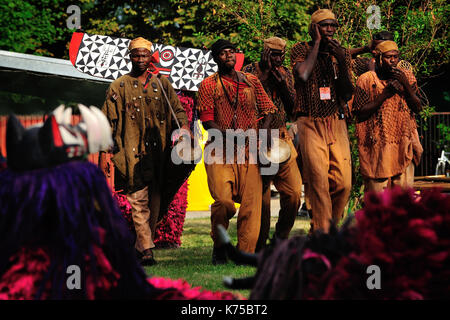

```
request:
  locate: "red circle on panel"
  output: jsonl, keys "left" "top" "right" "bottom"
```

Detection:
{"left": 161, "top": 49, "right": 174, "bottom": 61}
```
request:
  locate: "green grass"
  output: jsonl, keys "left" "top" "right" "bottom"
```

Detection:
{"left": 144, "top": 215, "right": 311, "bottom": 298}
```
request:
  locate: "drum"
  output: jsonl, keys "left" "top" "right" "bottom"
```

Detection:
{"left": 259, "top": 136, "right": 291, "bottom": 168}
{"left": 258, "top": 136, "right": 291, "bottom": 187}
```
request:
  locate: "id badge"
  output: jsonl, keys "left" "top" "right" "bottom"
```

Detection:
{"left": 319, "top": 87, "right": 331, "bottom": 100}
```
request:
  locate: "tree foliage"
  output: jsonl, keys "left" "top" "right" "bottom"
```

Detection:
{"left": 1, "top": 0, "right": 447, "bottom": 83}
{"left": 320, "top": 0, "right": 449, "bottom": 82}
{"left": 0, "top": 0, "right": 73, "bottom": 56}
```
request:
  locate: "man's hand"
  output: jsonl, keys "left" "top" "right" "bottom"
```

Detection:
{"left": 309, "top": 23, "right": 322, "bottom": 44}
{"left": 181, "top": 124, "right": 194, "bottom": 139}
{"left": 271, "top": 67, "right": 286, "bottom": 84}
{"left": 391, "top": 67, "right": 409, "bottom": 88}
{"left": 259, "top": 47, "right": 272, "bottom": 81}
{"left": 328, "top": 39, "right": 346, "bottom": 61}
{"left": 384, "top": 79, "right": 403, "bottom": 98}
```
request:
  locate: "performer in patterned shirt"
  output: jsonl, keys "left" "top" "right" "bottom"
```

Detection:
{"left": 242, "top": 37, "right": 302, "bottom": 251}
{"left": 351, "top": 40, "right": 423, "bottom": 192}
{"left": 350, "top": 31, "right": 395, "bottom": 79}
{"left": 291, "top": 9, "right": 354, "bottom": 233}
{"left": 197, "top": 39, "right": 277, "bottom": 262}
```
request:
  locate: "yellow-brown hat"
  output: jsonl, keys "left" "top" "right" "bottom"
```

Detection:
{"left": 263, "top": 37, "right": 286, "bottom": 51}
{"left": 128, "top": 37, "right": 153, "bottom": 52}
{"left": 311, "top": 9, "right": 336, "bottom": 24}
{"left": 375, "top": 40, "right": 399, "bottom": 54}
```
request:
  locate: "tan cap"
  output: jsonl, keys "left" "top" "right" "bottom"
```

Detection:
{"left": 263, "top": 37, "right": 286, "bottom": 51}
{"left": 375, "top": 40, "right": 399, "bottom": 54}
{"left": 128, "top": 37, "right": 152, "bottom": 52}
{"left": 311, "top": 9, "right": 336, "bottom": 24}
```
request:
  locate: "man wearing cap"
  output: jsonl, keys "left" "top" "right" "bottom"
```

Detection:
{"left": 242, "top": 37, "right": 302, "bottom": 250}
{"left": 100, "top": 37, "right": 190, "bottom": 265}
{"left": 197, "top": 39, "right": 277, "bottom": 262}
{"left": 290, "top": 9, "right": 354, "bottom": 233}
{"left": 352, "top": 40, "right": 422, "bottom": 192}
{"left": 350, "top": 31, "right": 395, "bottom": 78}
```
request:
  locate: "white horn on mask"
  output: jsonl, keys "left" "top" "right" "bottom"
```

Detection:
{"left": 78, "top": 104, "right": 102, "bottom": 153}
{"left": 53, "top": 105, "right": 66, "bottom": 123}
{"left": 62, "top": 107, "right": 73, "bottom": 126}
{"left": 89, "top": 106, "right": 113, "bottom": 152}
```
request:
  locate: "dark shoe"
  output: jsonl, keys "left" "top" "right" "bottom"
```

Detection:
{"left": 135, "top": 249, "right": 143, "bottom": 259}
{"left": 298, "top": 202, "right": 309, "bottom": 217}
{"left": 140, "top": 249, "right": 157, "bottom": 266}
{"left": 212, "top": 246, "right": 227, "bottom": 265}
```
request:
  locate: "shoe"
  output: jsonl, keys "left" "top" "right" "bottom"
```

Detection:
{"left": 140, "top": 249, "right": 157, "bottom": 266}
{"left": 212, "top": 246, "right": 227, "bottom": 265}
{"left": 135, "top": 249, "right": 143, "bottom": 259}
{"left": 297, "top": 203, "right": 309, "bottom": 217}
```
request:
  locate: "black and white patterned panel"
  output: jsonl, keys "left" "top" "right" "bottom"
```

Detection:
{"left": 74, "top": 33, "right": 218, "bottom": 91}
{"left": 169, "top": 47, "right": 217, "bottom": 91}
{"left": 75, "top": 34, "right": 131, "bottom": 80}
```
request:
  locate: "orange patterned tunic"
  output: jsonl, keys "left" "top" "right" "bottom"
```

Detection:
{"left": 352, "top": 69, "right": 422, "bottom": 179}
{"left": 197, "top": 72, "right": 277, "bottom": 131}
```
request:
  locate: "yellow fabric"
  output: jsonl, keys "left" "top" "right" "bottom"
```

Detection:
{"left": 129, "top": 37, "right": 153, "bottom": 52}
{"left": 311, "top": 9, "right": 336, "bottom": 24}
{"left": 375, "top": 40, "right": 398, "bottom": 54}
{"left": 264, "top": 37, "right": 286, "bottom": 51}
{"left": 186, "top": 123, "right": 217, "bottom": 211}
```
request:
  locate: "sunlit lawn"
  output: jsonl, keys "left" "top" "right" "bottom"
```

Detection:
{"left": 144, "top": 215, "right": 311, "bottom": 299}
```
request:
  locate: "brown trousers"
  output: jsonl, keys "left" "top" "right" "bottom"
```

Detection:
{"left": 205, "top": 162, "right": 263, "bottom": 253}
{"left": 296, "top": 115, "right": 352, "bottom": 233}
{"left": 257, "top": 138, "right": 302, "bottom": 250}
{"left": 126, "top": 186, "right": 160, "bottom": 252}
{"left": 364, "top": 161, "right": 415, "bottom": 192}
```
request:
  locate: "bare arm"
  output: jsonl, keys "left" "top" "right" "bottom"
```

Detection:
{"left": 328, "top": 39, "right": 354, "bottom": 102}
{"left": 294, "top": 24, "right": 321, "bottom": 82}
{"left": 350, "top": 45, "right": 370, "bottom": 59}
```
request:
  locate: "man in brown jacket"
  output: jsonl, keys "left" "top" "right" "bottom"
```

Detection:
{"left": 100, "top": 37, "right": 190, "bottom": 265}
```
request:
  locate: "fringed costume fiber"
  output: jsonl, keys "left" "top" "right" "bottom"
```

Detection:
{"left": 0, "top": 160, "right": 163, "bottom": 299}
